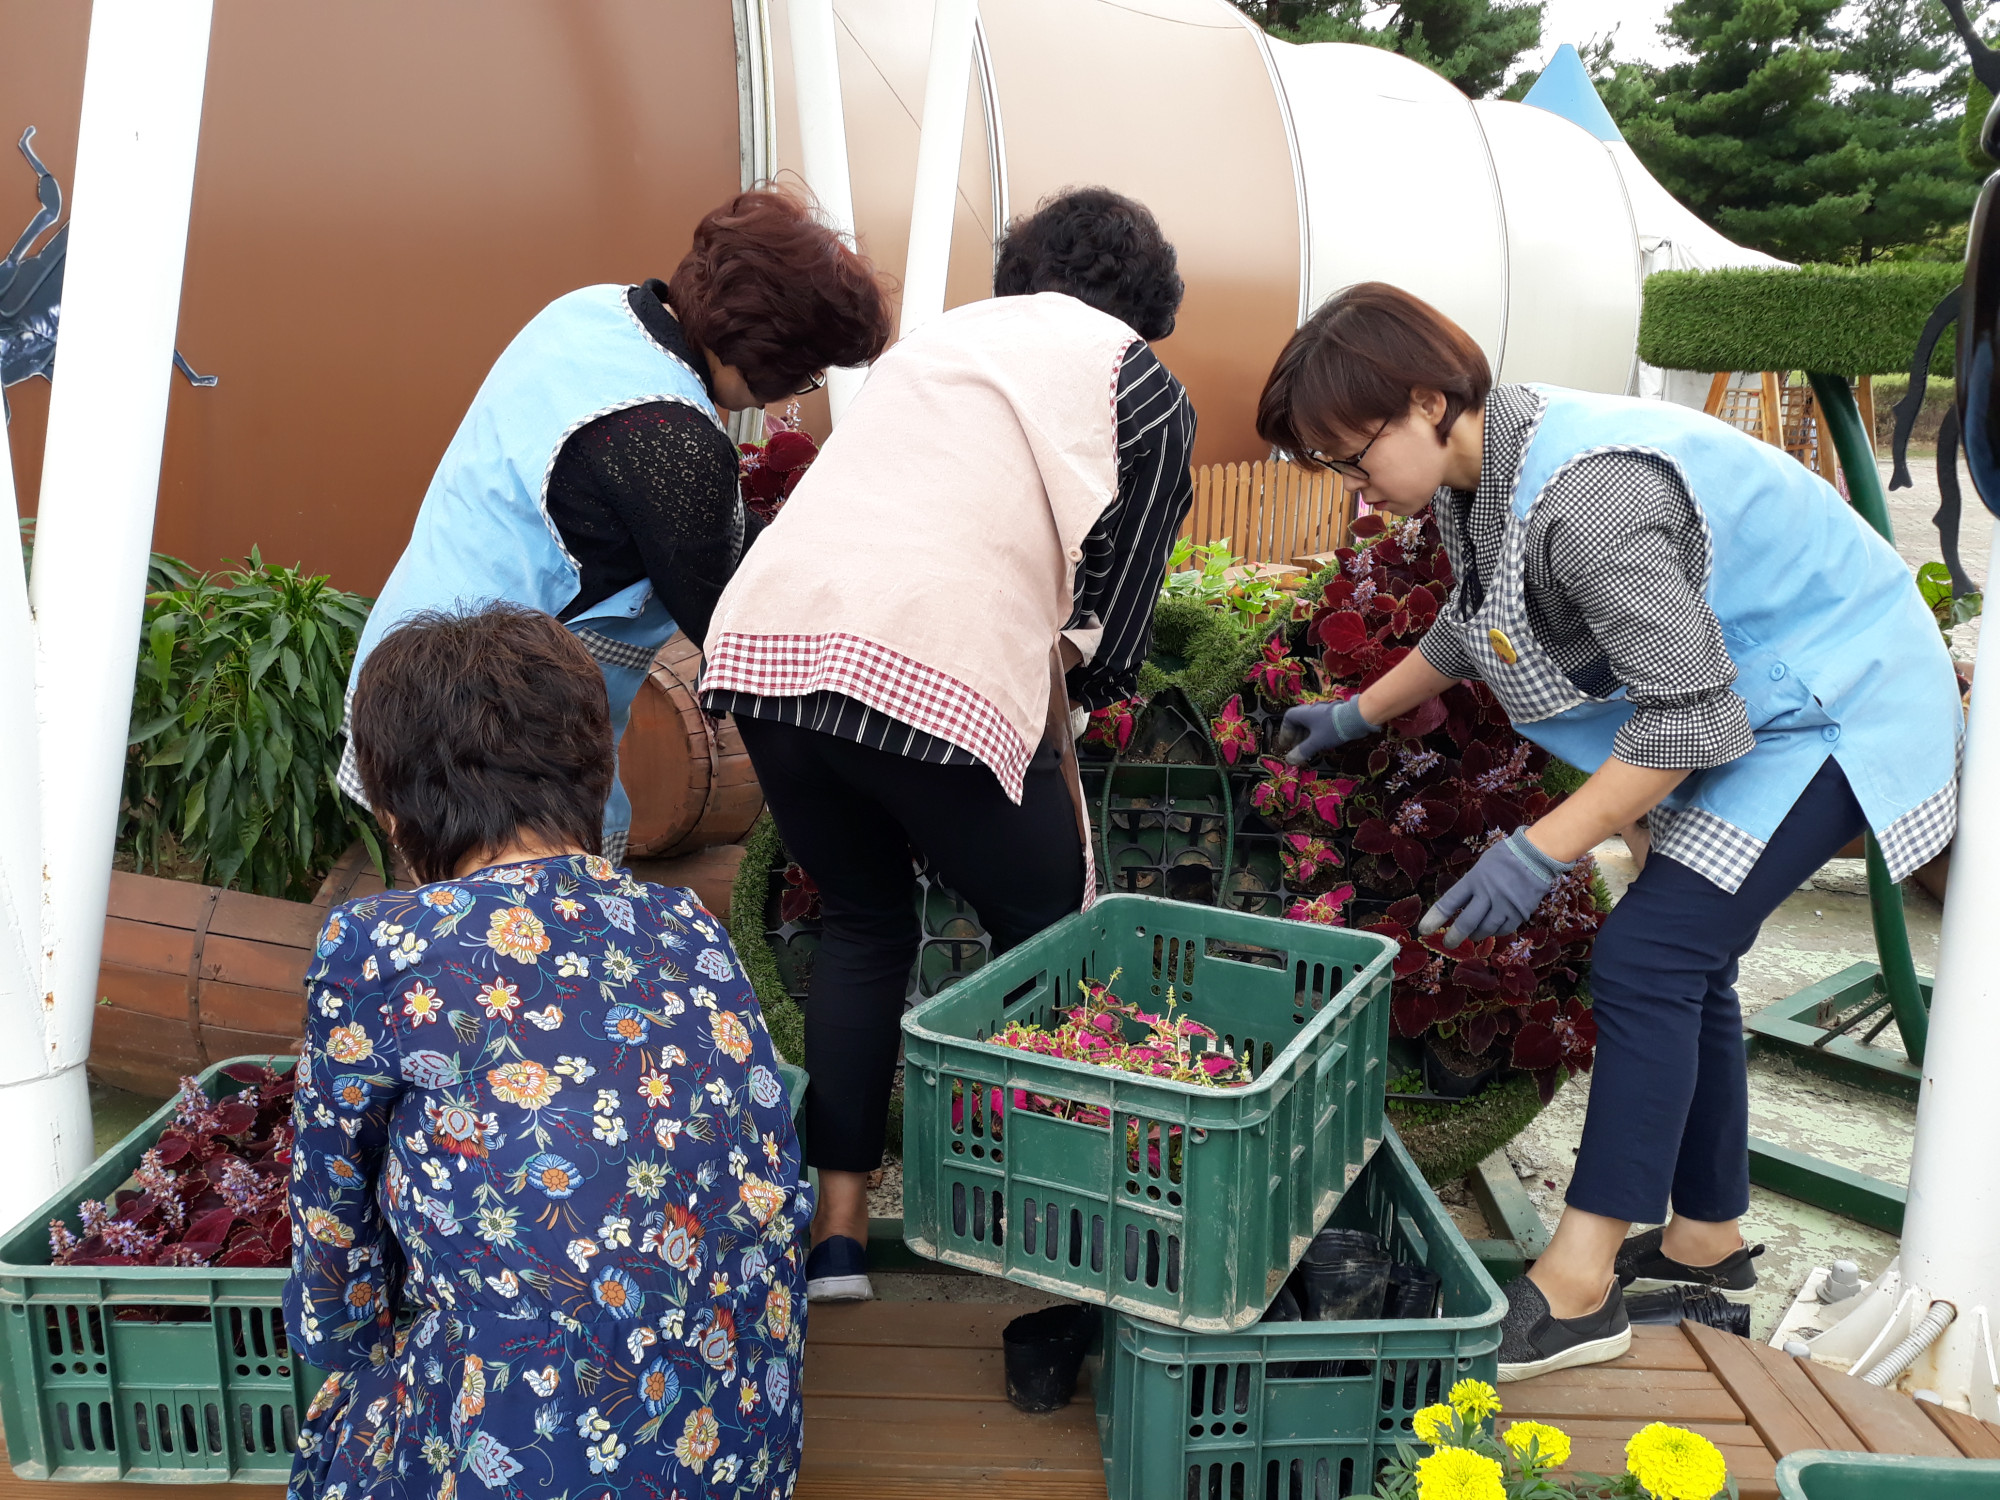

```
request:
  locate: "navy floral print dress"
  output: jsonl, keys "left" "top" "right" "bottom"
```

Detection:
{"left": 284, "top": 856, "right": 811, "bottom": 1500}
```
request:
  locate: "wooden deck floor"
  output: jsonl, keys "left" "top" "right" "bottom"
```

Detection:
{"left": 8, "top": 1308, "right": 2000, "bottom": 1499}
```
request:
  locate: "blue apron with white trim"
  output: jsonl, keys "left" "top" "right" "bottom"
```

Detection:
{"left": 348, "top": 284, "right": 723, "bottom": 855}
{"left": 1455, "top": 386, "right": 1959, "bottom": 891}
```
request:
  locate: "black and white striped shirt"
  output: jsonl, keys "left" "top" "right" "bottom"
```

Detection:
{"left": 704, "top": 343, "right": 1196, "bottom": 763}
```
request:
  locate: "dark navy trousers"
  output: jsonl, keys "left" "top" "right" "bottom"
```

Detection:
{"left": 1567, "top": 757, "right": 1867, "bottom": 1225}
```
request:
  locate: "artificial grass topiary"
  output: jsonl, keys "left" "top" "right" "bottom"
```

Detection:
{"left": 1137, "top": 596, "right": 1269, "bottom": 718}
{"left": 1391, "top": 1072, "right": 1549, "bottom": 1188}
{"left": 1639, "top": 263, "right": 1960, "bottom": 376}
{"left": 728, "top": 811, "right": 804, "bottom": 1066}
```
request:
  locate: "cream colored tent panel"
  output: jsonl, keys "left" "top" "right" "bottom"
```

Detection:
{"left": 1474, "top": 99, "right": 1641, "bottom": 393}
{"left": 1264, "top": 38, "right": 1507, "bottom": 366}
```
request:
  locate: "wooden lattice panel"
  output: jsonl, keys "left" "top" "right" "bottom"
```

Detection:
{"left": 1179, "top": 459, "right": 1356, "bottom": 568}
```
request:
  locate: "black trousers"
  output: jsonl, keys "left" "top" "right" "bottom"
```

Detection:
{"left": 736, "top": 716, "right": 1085, "bottom": 1171}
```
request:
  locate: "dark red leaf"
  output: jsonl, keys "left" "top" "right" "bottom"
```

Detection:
{"left": 1351, "top": 513, "right": 1387, "bottom": 538}
{"left": 184, "top": 1208, "right": 236, "bottom": 1250}
{"left": 1353, "top": 819, "right": 1394, "bottom": 854}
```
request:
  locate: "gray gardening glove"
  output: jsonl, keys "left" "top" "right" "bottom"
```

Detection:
{"left": 1279, "top": 697, "right": 1378, "bottom": 765}
{"left": 1418, "top": 829, "right": 1575, "bottom": 948}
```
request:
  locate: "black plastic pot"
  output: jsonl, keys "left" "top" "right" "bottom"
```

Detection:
{"left": 1421, "top": 1038, "right": 1506, "bottom": 1101}
{"left": 1384, "top": 1263, "right": 1442, "bottom": 1319}
{"left": 1297, "top": 1227, "right": 1390, "bottom": 1321}
{"left": 1002, "top": 1304, "right": 1101, "bottom": 1413}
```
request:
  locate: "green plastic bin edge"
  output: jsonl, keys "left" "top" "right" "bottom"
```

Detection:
{"left": 1776, "top": 1449, "right": 2000, "bottom": 1498}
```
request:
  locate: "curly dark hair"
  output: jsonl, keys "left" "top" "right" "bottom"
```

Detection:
{"left": 992, "top": 187, "right": 1183, "bottom": 341}
{"left": 668, "top": 188, "right": 893, "bottom": 404}
{"left": 352, "top": 604, "right": 614, "bottom": 884}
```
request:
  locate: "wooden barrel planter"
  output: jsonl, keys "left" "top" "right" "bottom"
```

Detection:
{"left": 618, "top": 632, "right": 763, "bottom": 857}
{"left": 93, "top": 872, "right": 315, "bottom": 1098}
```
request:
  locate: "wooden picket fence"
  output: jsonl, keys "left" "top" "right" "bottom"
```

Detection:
{"left": 1177, "top": 458, "right": 1356, "bottom": 569}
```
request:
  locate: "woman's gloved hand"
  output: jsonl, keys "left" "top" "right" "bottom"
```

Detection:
{"left": 1279, "top": 696, "right": 1379, "bottom": 765}
{"left": 1418, "top": 829, "right": 1575, "bottom": 947}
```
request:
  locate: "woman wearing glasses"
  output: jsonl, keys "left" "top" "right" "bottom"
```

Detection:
{"left": 340, "top": 188, "right": 891, "bottom": 861}
{"left": 1265, "top": 283, "right": 1959, "bottom": 1381}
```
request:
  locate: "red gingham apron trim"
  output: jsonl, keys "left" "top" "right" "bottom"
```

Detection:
{"left": 703, "top": 631, "right": 1032, "bottom": 801}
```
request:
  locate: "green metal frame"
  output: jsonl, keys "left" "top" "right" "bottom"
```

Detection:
{"left": 1744, "top": 962, "right": 1925, "bottom": 1099}
{"left": 1748, "top": 1136, "right": 1907, "bottom": 1235}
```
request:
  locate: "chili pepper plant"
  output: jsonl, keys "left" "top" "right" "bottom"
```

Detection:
{"left": 48, "top": 1062, "right": 295, "bottom": 1268}
{"left": 1217, "top": 512, "right": 1605, "bottom": 1105}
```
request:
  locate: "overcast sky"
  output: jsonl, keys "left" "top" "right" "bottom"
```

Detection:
{"left": 1528, "top": 0, "right": 1681, "bottom": 71}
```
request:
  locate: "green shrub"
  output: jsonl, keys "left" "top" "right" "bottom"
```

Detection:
{"left": 1638, "top": 263, "right": 1961, "bottom": 376}
{"left": 123, "top": 551, "right": 384, "bottom": 899}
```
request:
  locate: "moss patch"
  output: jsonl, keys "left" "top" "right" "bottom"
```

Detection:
{"left": 1639, "top": 263, "right": 1960, "bottom": 376}
{"left": 728, "top": 811, "right": 804, "bottom": 1066}
{"left": 1390, "top": 1072, "right": 1547, "bottom": 1188}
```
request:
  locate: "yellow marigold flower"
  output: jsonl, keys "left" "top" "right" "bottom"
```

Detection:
{"left": 1448, "top": 1377, "right": 1502, "bottom": 1421}
{"left": 1414, "top": 1445, "right": 1505, "bottom": 1500}
{"left": 1411, "top": 1403, "right": 1457, "bottom": 1446}
{"left": 1503, "top": 1421, "right": 1572, "bottom": 1468}
{"left": 1626, "top": 1422, "right": 1728, "bottom": 1500}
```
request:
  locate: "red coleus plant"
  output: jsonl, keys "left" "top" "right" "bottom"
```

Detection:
{"left": 1244, "top": 637, "right": 1306, "bottom": 705}
{"left": 1280, "top": 831, "right": 1341, "bottom": 888}
{"left": 1285, "top": 885, "right": 1356, "bottom": 925}
{"left": 50, "top": 1064, "right": 294, "bottom": 1268}
{"left": 778, "top": 861, "right": 821, "bottom": 924}
{"left": 737, "top": 416, "right": 819, "bottom": 524}
{"left": 1082, "top": 696, "right": 1145, "bottom": 755}
{"left": 1210, "top": 694, "right": 1259, "bottom": 765}
{"left": 1257, "top": 512, "right": 1606, "bottom": 1102}
{"left": 1249, "top": 756, "right": 1357, "bottom": 828}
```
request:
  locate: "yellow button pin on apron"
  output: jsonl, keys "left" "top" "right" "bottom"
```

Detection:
{"left": 1488, "top": 628, "right": 1518, "bottom": 665}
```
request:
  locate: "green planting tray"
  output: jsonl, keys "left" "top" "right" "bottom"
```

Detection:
{"left": 1095, "top": 1124, "right": 1505, "bottom": 1500}
{"left": 1777, "top": 1450, "right": 2000, "bottom": 1497}
{"left": 900, "top": 895, "right": 1396, "bottom": 1331}
{"left": 0, "top": 1055, "right": 807, "bottom": 1482}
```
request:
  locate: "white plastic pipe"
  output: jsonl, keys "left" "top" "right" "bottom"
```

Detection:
{"left": 1861, "top": 1300, "right": 1956, "bottom": 1387}
{"left": 0, "top": 403, "right": 47, "bottom": 1099}
{"left": 786, "top": 0, "right": 865, "bottom": 423}
{"left": 0, "top": 0, "right": 215, "bottom": 1231}
{"left": 900, "top": 0, "right": 979, "bottom": 340}
{"left": 1892, "top": 515, "right": 2000, "bottom": 1414}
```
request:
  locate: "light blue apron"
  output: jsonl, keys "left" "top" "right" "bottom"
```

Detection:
{"left": 1455, "top": 386, "right": 1959, "bottom": 891}
{"left": 346, "top": 284, "right": 723, "bottom": 858}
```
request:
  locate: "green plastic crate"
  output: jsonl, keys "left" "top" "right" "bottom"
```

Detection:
{"left": 0, "top": 1055, "right": 809, "bottom": 1482}
{"left": 900, "top": 894, "right": 1397, "bottom": 1331}
{"left": 1777, "top": 1450, "right": 2000, "bottom": 1498}
{"left": 1095, "top": 1125, "right": 1506, "bottom": 1500}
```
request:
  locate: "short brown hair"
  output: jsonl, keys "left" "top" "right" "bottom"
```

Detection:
{"left": 352, "top": 605, "right": 614, "bottom": 885}
{"left": 668, "top": 188, "right": 892, "bottom": 403}
{"left": 1256, "top": 282, "right": 1491, "bottom": 466}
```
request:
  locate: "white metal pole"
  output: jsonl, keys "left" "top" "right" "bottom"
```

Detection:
{"left": 786, "top": 0, "right": 865, "bottom": 423}
{"left": 0, "top": 0, "right": 215, "bottom": 1229}
{"left": 900, "top": 0, "right": 979, "bottom": 340}
{"left": 1890, "top": 511, "right": 2000, "bottom": 1417}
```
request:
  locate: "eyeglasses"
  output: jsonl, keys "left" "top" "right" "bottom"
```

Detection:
{"left": 1310, "top": 418, "right": 1390, "bottom": 483}
{"left": 789, "top": 369, "right": 828, "bottom": 398}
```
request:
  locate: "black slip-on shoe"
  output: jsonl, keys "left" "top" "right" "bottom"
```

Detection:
{"left": 1496, "top": 1276, "right": 1631, "bottom": 1383}
{"left": 1614, "top": 1226, "right": 1762, "bottom": 1304}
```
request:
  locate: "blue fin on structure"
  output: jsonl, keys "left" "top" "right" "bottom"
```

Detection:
{"left": 1521, "top": 43, "right": 1623, "bottom": 143}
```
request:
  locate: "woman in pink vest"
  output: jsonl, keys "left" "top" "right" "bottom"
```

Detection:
{"left": 702, "top": 189, "right": 1196, "bottom": 1301}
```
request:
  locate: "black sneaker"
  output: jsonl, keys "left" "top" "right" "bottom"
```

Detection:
{"left": 1614, "top": 1226, "right": 1762, "bottom": 1304}
{"left": 1496, "top": 1276, "right": 1631, "bottom": 1383}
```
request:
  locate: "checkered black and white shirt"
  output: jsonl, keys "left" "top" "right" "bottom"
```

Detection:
{"left": 1418, "top": 384, "right": 1757, "bottom": 773}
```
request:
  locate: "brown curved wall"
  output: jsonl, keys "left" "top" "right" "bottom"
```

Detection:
{"left": 2, "top": 1, "right": 742, "bottom": 594}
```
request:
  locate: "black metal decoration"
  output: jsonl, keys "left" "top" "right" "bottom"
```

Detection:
{"left": 0, "top": 126, "right": 215, "bottom": 420}
{"left": 1963, "top": 88, "right": 2000, "bottom": 520}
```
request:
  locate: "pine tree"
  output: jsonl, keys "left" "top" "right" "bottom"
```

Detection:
{"left": 1236, "top": 0, "right": 1544, "bottom": 98}
{"left": 1621, "top": 0, "right": 1980, "bottom": 263}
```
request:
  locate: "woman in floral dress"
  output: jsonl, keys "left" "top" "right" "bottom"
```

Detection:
{"left": 286, "top": 605, "right": 810, "bottom": 1500}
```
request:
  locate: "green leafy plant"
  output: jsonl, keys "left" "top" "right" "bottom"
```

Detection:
{"left": 1160, "top": 536, "right": 1294, "bottom": 628}
{"left": 123, "top": 551, "right": 383, "bottom": 899}
{"left": 1917, "top": 560, "right": 1983, "bottom": 640}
